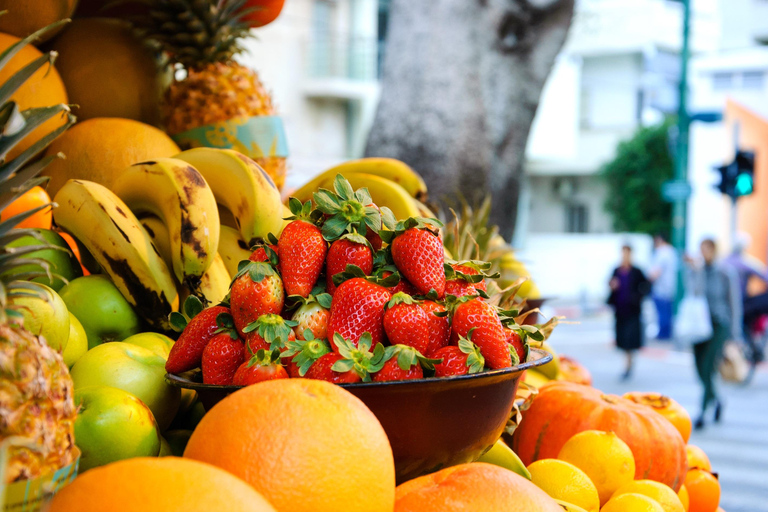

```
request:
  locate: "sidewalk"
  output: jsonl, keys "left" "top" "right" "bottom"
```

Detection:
{"left": 547, "top": 313, "right": 768, "bottom": 512}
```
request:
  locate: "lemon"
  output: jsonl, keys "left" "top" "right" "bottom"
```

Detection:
{"left": 556, "top": 499, "right": 589, "bottom": 512}
{"left": 602, "top": 493, "right": 665, "bottom": 512}
{"left": 528, "top": 459, "right": 600, "bottom": 512}
{"left": 678, "top": 484, "right": 690, "bottom": 512}
{"left": 612, "top": 480, "right": 685, "bottom": 512}
{"left": 557, "top": 430, "right": 636, "bottom": 505}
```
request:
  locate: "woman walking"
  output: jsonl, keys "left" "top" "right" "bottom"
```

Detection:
{"left": 608, "top": 245, "right": 649, "bottom": 380}
{"left": 686, "top": 238, "right": 742, "bottom": 429}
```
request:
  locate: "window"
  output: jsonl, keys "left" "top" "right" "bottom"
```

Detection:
{"left": 566, "top": 204, "right": 589, "bottom": 233}
{"left": 743, "top": 71, "right": 765, "bottom": 89}
{"left": 713, "top": 72, "right": 734, "bottom": 91}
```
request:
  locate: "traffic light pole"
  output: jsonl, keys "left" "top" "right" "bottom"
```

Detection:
{"left": 673, "top": 0, "right": 691, "bottom": 301}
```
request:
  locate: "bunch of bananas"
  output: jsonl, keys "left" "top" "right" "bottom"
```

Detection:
{"left": 52, "top": 148, "right": 284, "bottom": 330}
{"left": 289, "top": 158, "right": 436, "bottom": 220}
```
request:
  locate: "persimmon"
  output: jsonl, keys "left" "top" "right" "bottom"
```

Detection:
{"left": 0, "top": 186, "right": 52, "bottom": 229}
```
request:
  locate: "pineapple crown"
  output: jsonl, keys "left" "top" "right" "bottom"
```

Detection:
{"left": 0, "top": 19, "right": 75, "bottom": 323}
{"left": 129, "top": 0, "right": 253, "bottom": 69}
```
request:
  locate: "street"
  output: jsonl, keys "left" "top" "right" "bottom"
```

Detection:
{"left": 546, "top": 312, "right": 768, "bottom": 512}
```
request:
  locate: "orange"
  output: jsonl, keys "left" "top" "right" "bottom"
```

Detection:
{"left": 47, "top": 456, "right": 276, "bottom": 512}
{"left": 184, "top": 379, "right": 394, "bottom": 512}
{"left": 679, "top": 484, "right": 690, "bottom": 511}
{"left": 0, "top": 186, "right": 52, "bottom": 229}
{"left": 51, "top": 19, "right": 162, "bottom": 124}
{"left": 686, "top": 445, "right": 712, "bottom": 471}
{"left": 557, "top": 430, "right": 636, "bottom": 505}
{"left": 395, "top": 462, "right": 562, "bottom": 512}
{"left": 611, "top": 480, "right": 685, "bottom": 512}
{"left": 42, "top": 118, "right": 180, "bottom": 198}
{"left": 602, "top": 493, "right": 665, "bottom": 512}
{"left": 0, "top": 32, "right": 68, "bottom": 161}
{"left": 0, "top": 0, "right": 76, "bottom": 43}
{"left": 624, "top": 392, "right": 692, "bottom": 443}
{"left": 684, "top": 469, "right": 720, "bottom": 512}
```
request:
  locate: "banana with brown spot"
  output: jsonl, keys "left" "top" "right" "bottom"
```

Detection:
{"left": 53, "top": 180, "right": 179, "bottom": 329}
{"left": 217, "top": 225, "right": 253, "bottom": 278}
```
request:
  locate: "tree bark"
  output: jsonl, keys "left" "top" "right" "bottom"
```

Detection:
{"left": 366, "top": 0, "right": 574, "bottom": 239}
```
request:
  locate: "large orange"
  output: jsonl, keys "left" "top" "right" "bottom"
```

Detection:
{"left": 686, "top": 445, "right": 712, "bottom": 471}
{"left": 684, "top": 469, "right": 720, "bottom": 512}
{"left": 47, "top": 457, "right": 276, "bottom": 512}
{"left": 624, "top": 392, "right": 692, "bottom": 443}
{"left": 395, "top": 462, "right": 562, "bottom": 512}
{"left": 183, "top": 379, "right": 395, "bottom": 512}
{"left": 0, "top": 186, "right": 52, "bottom": 229}
{"left": 0, "top": 32, "right": 68, "bottom": 160}
{"left": 42, "top": 118, "right": 180, "bottom": 198}
{"left": 0, "top": 0, "right": 77, "bottom": 43}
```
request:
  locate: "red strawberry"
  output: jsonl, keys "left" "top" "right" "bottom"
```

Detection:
{"left": 504, "top": 327, "right": 526, "bottom": 365}
{"left": 232, "top": 349, "right": 288, "bottom": 386}
{"left": 433, "top": 338, "right": 485, "bottom": 377}
{"left": 242, "top": 313, "right": 297, "bottom": 354}
{"left": 381, "top": 270, "right": 417, "bottom": 296}
{"left": 366, "top": 230, "right": 383, "bottom": 252}
{"left": 326, "top": 236, "right": 373, "bottom": 295}
{"left": 305, "top": 352, "right": 361, "bottom": 383}
{"left": 390, "top": 226, "right": 445, "bottom": 298}
{"left": 281, "top": 333, "right": 332, "bottom": 378}
{"left": 383, "top": 293, "right": 430, "bottom": 354}
{"left": 444, "top": 278, "right": 477, "bottom": 298}
{"left": 420, "top": 300, "right": 451, "bottom": 356}
{"left": 327, "top": 277, "right": 391, "bottom": 351}
{"left": 279, "top": 200, "right": 327, "bottom": 298}
{"left": 374, "top": 357, "right": 423, "bottom": 382}
{"left": 249, "top": 244, "right": 279, "bottom": 263}
{"left": 454, "top": 263, "right": 487, "bottom": 292}
{"left": 373, "top": 345, "right": 436, "bottom": 382}
{"left": 230, "top": 261, "right": 284, "bottom": 337}
{"left": 451, "top": 298, "right": 510, "bottom": 369}
{"left": 201, "top": 333, "right": 246, "bottom": 385}
{"left": 165, "top": 305, "right": 231, "bottom": 373}
{"left": 291, "top": 292, "right": 332, "bottom": 341}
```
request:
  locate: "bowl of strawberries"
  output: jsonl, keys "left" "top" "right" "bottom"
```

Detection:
{"left": 165, "top": 175, "right": 554, "bottom": 482}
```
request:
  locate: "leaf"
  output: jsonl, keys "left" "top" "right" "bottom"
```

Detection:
{"left": 380, "top": 207, "right": 396, "bottom": 230}
{"left": 333, "top": 174, "right": 355, "bottom": 201}
{"left": 331, "top": 359, "right": 355, "bottom": 372}
{"left": 183, "top": 295, "right": 204, "bottom": 319}
{"left": 321, "top": 214, "right": 349, "bottom": 241}
{"left": 355, "top": 187, "right": 372, "bottom": 205}
{"left": 315, "top": 293, "right": 332, "bottom": 309}
{"left": 313, "top": 189, "right": 341, "bottom": 214}
{"left": 169, "top": 311, "right": 188, "bottom": 332}
{"left": 287, "top": 196, "right": 303, "bottom": 216}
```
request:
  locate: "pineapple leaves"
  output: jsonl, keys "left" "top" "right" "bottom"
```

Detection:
{"left": 0, "top": 104, "right": 73, "bottom": 162}
{"left": 0, "top": 18, "right": 69, "bottom": 72}
{"left": 0, "top": 52, "right": 57, "bottom": 106}
{"left": 0, "top": 200, "right": 53, "bottom": 231}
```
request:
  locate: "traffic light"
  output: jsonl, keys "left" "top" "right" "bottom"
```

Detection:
{"left": 715, "top": 149, "right": 755, "bottom": 199}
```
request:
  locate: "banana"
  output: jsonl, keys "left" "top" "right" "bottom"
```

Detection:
{"left": 217, "top": 225, "right": 253, "bottom": 278}
{"left": 476, "top": 439, "right": 532, "bottom": 480}
{"left": 111, "top": 158, "right": 220, "bottom": 289}
{"left": 292, "top": 157, "right": 428, "bottom": 202}
{"left": 141, "top": 216, "right": 229, "bottom": 306}
{"left": 412, "top": 197, "right": 438, "bottom": 219}
{"left": 174, "top": 148, "right": 284, "bottom": 246}
{"left": 53, "top": 180, "right": 179, "bottom": 329}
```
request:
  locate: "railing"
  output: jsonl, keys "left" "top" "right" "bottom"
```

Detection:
{"left": 305, "top": 34, "right": 380, "bottom": 81}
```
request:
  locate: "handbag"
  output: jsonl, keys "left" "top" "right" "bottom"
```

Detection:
{"left": 719, "top": 342, "right": 749, "bottom": 383}
{"left": 674, "top": 294, "right": 713, "bottom": 346}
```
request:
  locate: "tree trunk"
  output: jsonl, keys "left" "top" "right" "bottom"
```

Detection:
{"left": 365, "top": 0, "right": 574, "bottom": 240}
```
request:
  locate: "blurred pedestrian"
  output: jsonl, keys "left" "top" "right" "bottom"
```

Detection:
{"left": 608, "top": 245, "right": 649, "bottom": 380}
{"left": 685, "top": 238, "right": 742, "bottom": 429}
{"left": 649, "top": 233, "right": 678, "bottom": 340}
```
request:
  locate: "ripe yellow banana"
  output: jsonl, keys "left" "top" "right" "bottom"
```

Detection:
{"left": 217, "top": 225, "right": 253, "bottom": 278}
{"left": 477, "top": 439, "right": 531, "bottom": 480}
{"left": 139, "top": 215, "right": 174, "bottom": 272}
{"left": 174, "top": 148, "right": 284, "bottom": 246}
{"left": 53, "top": 180, "right": 179, "bottom": 329}
{"left": 111, "top": 158, "right": 220, "bottom": 288}
{"left": 292, "top": 157, "right": 428, "bottom": 202}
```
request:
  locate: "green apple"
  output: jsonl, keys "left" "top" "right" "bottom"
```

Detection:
{"left": 122, "top": 332, "right": 174, "bottom": 358}
{"left": 62, "top": 312, "right": 88, "bottom": 367}
{"left": 74, "top": 386, "right": 161, "bottom": 472}
{"left": 5, "top": 229, "right": 83, "bottom": 291}
{"left": 8, "top": 283, "right": 70, "bottom": 351}
{"left": 163, "top": 430, "right": 192, "bottom": 457}
{"left": 158, "top": 436, "right": 172, "bottom": 457}
{"left": 71, "top": 342, "right": 181, "bottom": 430}
{"left": 58, "top": 275, "right": 142, "bottom": 349}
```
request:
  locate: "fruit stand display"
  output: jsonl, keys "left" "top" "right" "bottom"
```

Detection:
{"left": 0, "top": 3, "right": 724, "bottom": 512}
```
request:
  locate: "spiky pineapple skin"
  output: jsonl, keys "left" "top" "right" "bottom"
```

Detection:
{"left": 0, "top": 323, "right": 77, "bottom": 483}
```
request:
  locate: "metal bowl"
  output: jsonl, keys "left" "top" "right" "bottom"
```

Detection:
{"left": 166, "top": 348, "right": 551, "bottom": 483}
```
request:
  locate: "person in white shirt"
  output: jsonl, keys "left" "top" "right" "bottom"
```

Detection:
{"left": 648, "top": 233, "right": 678, "bottom": 340}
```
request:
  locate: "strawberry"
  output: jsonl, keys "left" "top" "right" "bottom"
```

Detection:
{"left": 444, "top": 263, "right": 489, "bottom": 298}
{"left": 381, "top": 270, "right": 417, "bottom": 296}
{"left": 383, "top": 292, "right": 430, "bottom": 354}
{"left": 201, "top": 332, "right": 246, "bottom": 385}
{"left": 326, "top": 235, "right": 373, "bottom": 295}
{"left": 384, "top": 219, "right": 445, "bottom": 298}
{"left": 327, "top": 276, "right": 391, "bottom": 351}
{"left": 322, "top": 332, "right": 388, "bottom": 382}
{"left": 504, "top": 327, "right": 526, "bottom": 365}
{"left": 290, "top": 292, "right": 332, "bottom": 341}
{"left": 373, "top": 345, "right": 438, "bottom": 382}
{"left": 281, "top": 330, "right": 332, "bottom": 377}
{"left": 166, "top": 303, "right": 231, "bottom": 373}
{"left": 420, "top": 300, "right": 451, "bottom": 356}
{"left": 242, "top": 313, "right": 297, "bottom": 354}
{"left": 453, "top": 263, "right": 487, "bottom": 292}
{"left": 230, "top": 260, "right": 284, "bottom": 337}
{"left": 304, "top": 352, "right": 361, "bottom": 384}
{"left": 444, "top": 277, "right": 477, "bottom": 298}
{"left": 450, "top": 298, "right": 511, "bottom": 369}
{"left": 232, "top": 348, "right": 288, "bottom": 386}
{"left": 433, "top": 338, "right": 485, "bottom": 377}
{"left": 279, "top": 198, "right": 327, "bottom": 298}
{"left": 249, "top": 242, "right": 279, "bottom": 263}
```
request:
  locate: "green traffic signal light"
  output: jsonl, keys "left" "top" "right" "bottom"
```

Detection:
{"left": 736, "top": 172, "right": 754, "bottom": 196}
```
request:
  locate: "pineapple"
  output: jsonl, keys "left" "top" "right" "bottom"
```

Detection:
{"left": 0, "top": 20, "right": 77, "bottom": 483}
{"left": 134, "top": 0, "right": 287, "bottom": 189}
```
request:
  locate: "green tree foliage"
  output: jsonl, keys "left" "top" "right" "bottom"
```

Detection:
{"left": 600, "top": 122, "right": 674, "bottom": 236}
